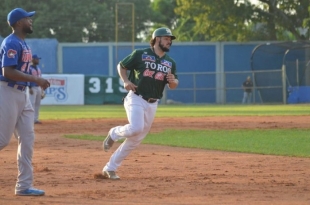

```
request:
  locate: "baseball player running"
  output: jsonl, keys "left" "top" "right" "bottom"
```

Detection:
{"left": 102, "top": 27, "right": 179, "bottom": 179}
{"left": 29, "top": 54, "right": 44, "bottom": 124}
{"left": 0, "top": 8, "right": 50, "bottom": 196}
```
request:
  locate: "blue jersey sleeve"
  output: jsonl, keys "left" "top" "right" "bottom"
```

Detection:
{"left": 1, "top": 39, "right": 20, "bottom": 68}
{"left": 0, "top": 34, "right": 32, "bottom": 86}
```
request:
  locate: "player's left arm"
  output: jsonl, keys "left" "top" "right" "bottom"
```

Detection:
{"left": 167, "top": 74, "right": 178, "bottom": 89}
{"left": 166, "top": 63, "right": 178, "bottom": 89}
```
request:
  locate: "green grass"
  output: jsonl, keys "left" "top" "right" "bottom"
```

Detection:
{"left": 40, "top": 104, "right": 310, "bottom": 119}
{"left": 40, "top": 104, "right": 310, "bottom": 157}
{"left": 144, "top": 129, "right": 310, "bottom": 157}
{"left": 64, "top": 129, "right": 310, "bottom": 158}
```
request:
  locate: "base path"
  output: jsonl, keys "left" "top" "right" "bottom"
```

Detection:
{"left": 1, "top": 116, "right": 309, "bottom": 205}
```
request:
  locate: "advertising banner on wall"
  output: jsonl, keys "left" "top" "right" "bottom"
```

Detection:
{"left": 84, "top": 76, "right": 127, "bottom": 104}
{"left": 41, "top": 74, "right": 84, "bottom": 105}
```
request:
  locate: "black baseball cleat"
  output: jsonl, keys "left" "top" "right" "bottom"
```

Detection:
{"left": 103, "top": 133, "right": 114, "bottom": 152}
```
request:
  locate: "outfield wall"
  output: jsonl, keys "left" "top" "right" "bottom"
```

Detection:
{"left": 41, "top": 74, "right": 126, "bottom": 105}
{"left": 1, "top": 38, "right": 308, "bottom": 104}
{"left": 56, "top": 41, "right": 264, "bottom": 104}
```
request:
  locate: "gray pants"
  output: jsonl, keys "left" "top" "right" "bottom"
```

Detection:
{"left": 29, "top": 86, "right": 42, "bottom": 122}
{"left": 0, "top": 82, "right": 35, "bottom": 192}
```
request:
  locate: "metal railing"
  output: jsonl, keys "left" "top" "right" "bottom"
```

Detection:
{"left": 163, "top": 69, "right": 286, "bottom": 104}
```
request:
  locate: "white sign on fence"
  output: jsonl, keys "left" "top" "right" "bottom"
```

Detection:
{"left": 41, "top": 74, "right": 84, "bottom": 105}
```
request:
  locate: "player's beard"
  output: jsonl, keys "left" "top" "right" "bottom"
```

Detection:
{"left": 159, "top": 39, "right": 170, "bottom": 52}
{"left": 23, "top": 26, "right": 33, "bottom": 34}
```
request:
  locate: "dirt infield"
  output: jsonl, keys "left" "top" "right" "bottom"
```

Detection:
{"left": 1, "top": 116, "right": 310, "bottom": 205}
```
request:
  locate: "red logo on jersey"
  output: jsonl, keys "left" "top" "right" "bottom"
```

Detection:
{"left": 154, "top": 72, "right": 165, "bottom": 81}
{"left": 143, "top": 69, "right": 155, "bottom": 78}
{"left": 7, "top": 49, "right": 17, "bottom": 58}
{"left": 22, "top": 50, "right": 32, "bottom": 62}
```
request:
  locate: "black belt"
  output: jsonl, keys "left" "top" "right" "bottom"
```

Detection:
{"left": 134, "top": 92, "right": 158, "bottom": 103}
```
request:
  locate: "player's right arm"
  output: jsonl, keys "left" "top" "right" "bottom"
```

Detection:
{"left": 2, "top": 66, "right": 50, "bottom": 90}
{"left": 117, "top": 63, "right": 137, "bottom": 92}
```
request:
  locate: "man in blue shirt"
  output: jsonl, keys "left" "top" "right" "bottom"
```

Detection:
{"left": 0, "top": 8, "right": 50, "bottom": 196}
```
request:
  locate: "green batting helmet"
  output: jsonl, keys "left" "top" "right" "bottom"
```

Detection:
{"left": 152, "top": 27, "right": 176, "bottom": 40}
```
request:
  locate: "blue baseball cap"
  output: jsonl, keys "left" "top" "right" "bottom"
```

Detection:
{"left": 32, "top": 54, "right": 41, "bottom": 59}
{"left": 7, "top": 8, "right": 35, "bottom": 26}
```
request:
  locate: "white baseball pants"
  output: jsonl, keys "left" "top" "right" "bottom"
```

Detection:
{"left": 103, "top": 90, "right": 158, "bottom": 171}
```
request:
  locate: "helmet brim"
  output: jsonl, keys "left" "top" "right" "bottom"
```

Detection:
{"left": 154, "top": 35, "right": 176, "bottom": 40}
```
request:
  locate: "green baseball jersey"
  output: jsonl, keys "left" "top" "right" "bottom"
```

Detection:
{"left": 120, "top": 47, "right": 178, "bottom": 99}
